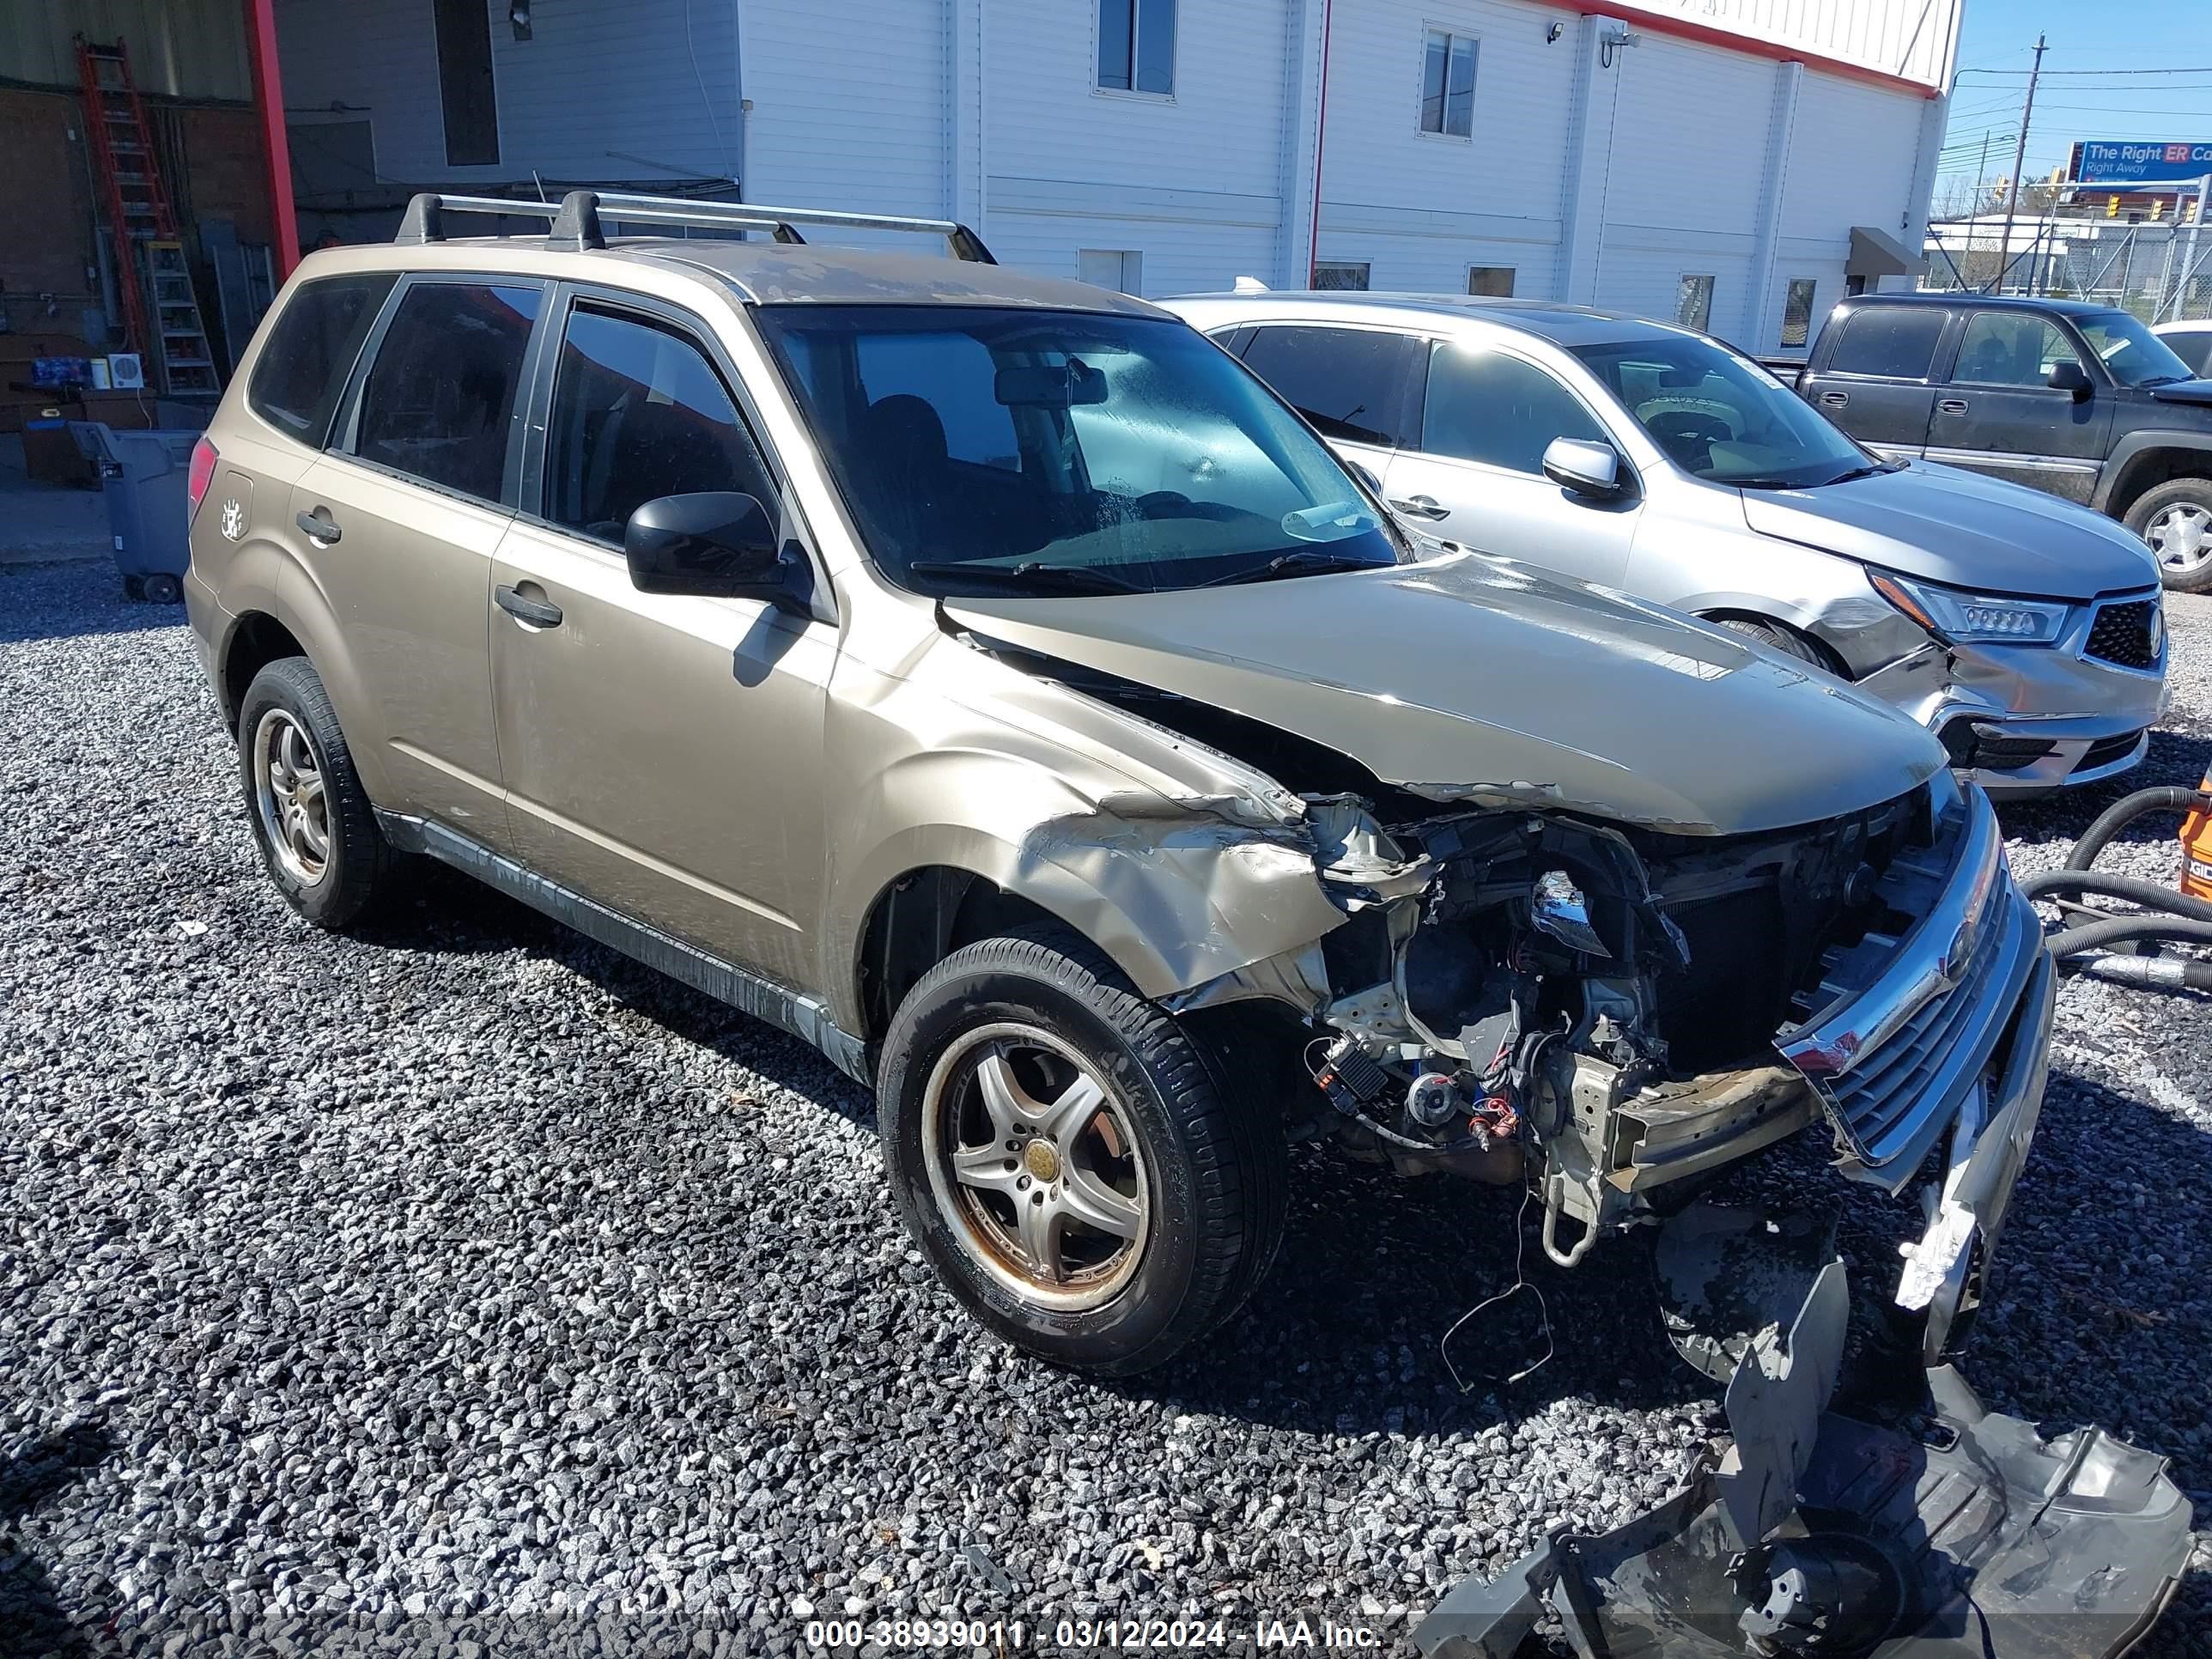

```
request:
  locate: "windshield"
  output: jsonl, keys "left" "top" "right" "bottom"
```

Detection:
{"left": 2076, "top": 309, "right": 2197, "bottom": 387}
{"left": 1571, "top": 335, "right": 1878, "bottom": 488}
{"left": 753, "top": 306, "right": 1400, "bottom": 595}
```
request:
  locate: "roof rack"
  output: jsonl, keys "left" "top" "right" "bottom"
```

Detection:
{"left": 394, "top": 188, "right": 996, "bottom": 264}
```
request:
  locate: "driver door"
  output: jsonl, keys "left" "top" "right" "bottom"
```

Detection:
{"left": 490, "top": 289, "right": 835, "bottom": 987}
{"left": 1925, "top": 311, "right": 2112, "bottom": 502}
{"left": 1382, "top": 340, "right": 1641, "bottom": 585}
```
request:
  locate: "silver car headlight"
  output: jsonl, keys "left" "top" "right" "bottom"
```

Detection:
{"left": 1869, "top": 571, "right": 2072, "bottom": 645}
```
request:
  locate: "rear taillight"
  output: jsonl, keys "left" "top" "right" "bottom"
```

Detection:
{"left": 186, "top": 436, "right": 219, "bottom": 517}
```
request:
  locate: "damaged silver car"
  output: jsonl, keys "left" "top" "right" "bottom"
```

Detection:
{"left": 194, "top": 196, "right": 2185, "bottom": 1656}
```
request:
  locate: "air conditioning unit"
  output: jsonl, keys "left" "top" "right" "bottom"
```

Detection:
{"left": 106, "top": 353, "right": 144, "bottom": 390}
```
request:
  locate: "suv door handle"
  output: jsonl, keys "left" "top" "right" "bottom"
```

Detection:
{"left": 1937, "top": 398, "right": 1969, "bottom": 416}
{"left": 295, "top": 507, "right": 341, "bottom": 544}
{"left": 495, "top": 584, "right": 564, "bottom": 629}
{"left": 1818, "top": 391, "right": 1849, "bottom": 408}
{"left": 1389, "top": 495, "right": 1450, "bottom": 520}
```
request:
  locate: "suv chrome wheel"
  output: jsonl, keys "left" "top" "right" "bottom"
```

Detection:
{"left": 2145, "top": 500, "right": 2211, "bottom": 579}
{"left": 921, "top": 1022, "right": 1147, "bottom": 1311}
{"left": 252, "top": 708, "right": 331, "bottom": 886}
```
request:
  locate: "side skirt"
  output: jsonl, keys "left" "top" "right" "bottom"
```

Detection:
{"left": 375, "top": 810, "right": 872, "bottom": 1086}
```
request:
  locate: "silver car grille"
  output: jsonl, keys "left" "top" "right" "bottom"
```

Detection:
{"left": 1775, "top": 788, "right": 2040, "bottom": 1191}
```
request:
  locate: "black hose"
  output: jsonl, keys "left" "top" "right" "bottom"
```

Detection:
{"left": 2043, "top": 915, "right": 2212, "bottom": 960}
{"left": 2064, "top": 787, "right": 2212, "bottom": 872}
{"left": 2021, "top": 869, "right": 2212, "bottom": 927}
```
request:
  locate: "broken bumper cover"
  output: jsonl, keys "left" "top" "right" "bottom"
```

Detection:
{"left": 1413, "top": 1365, "right": 2193, "bottom": 1659}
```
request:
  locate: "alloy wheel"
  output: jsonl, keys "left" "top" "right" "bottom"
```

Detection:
{"left": 2146, "top": 501, "right": 2212, "bottom": 578}
{"left": 252, "top": 708, "right": 331, "bottom": 885}
{"left": 921, "top": 1022, "right": 1148, "bottom": 1311}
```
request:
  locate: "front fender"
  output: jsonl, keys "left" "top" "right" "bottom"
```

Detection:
{"left": 2095, "top": 428, "right": 2212, "bottom": 514}
{"left": 821, "top": 748, "right": 1347, "bottom": 1032}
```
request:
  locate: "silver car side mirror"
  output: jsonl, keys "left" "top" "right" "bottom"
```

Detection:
{"left": 1543, "top": 437, "right": 1626, "bottom": 499}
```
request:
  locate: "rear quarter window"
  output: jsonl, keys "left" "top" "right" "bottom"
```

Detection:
{"left": 246, "top": 273, "right": 398, "bottom": 446}
{"left": 1826, "top": 306, "right": 1949, "bottom": 381}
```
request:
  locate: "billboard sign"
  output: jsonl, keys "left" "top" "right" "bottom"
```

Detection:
{"left": 2073, "top": 141, "right": 2212, "bottom": 187}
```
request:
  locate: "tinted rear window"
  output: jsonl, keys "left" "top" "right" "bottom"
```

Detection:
{"left": 1826, "top": 306, "right": 1948, "bottom": 380}
{"left": 1238, "top": 325, "right": 1415, "bottom": 447}
{"left": 352, "top": 282, "right": 541, "bottom": 502}
{"left": 246, "top": 273, "right": 397, "bottom": 444}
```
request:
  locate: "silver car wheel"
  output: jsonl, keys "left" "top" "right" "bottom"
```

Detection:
{"left": 921, "top": 1022, "right": 1149, "bottom": 1312}
{"left": 252, "top": 708, "right": 331, "bottom": 886}
{"left": 2145, "top": 501, "right": 2212, "bottom": 576}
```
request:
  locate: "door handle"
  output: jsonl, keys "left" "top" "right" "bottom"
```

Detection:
{"left": 1937, "top": 398, "right": 1969, "bottom": 416}
{"left": 1389, "top": 495, "right": 1450, "bottom": 520}
{"left": 295, "top": 507, "right": 341, "bottom": 544}
{"left": 495, "top": 584, "right": 564, "bottom": 629}
{"left": 1818, "top": 391, "right": 1849, "bottom": 408}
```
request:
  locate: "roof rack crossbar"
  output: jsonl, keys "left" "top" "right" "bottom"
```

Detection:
{"left": 391, "top": 188, "right": 995, "bottom": 263}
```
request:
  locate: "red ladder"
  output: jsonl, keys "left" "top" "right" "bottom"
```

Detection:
{"left": 76, "top": 35, "right": 176, "bottom": 364}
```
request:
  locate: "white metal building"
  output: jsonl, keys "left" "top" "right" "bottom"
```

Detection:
{"left": 272, "top": 0, "right": 1957, "bottom": 352}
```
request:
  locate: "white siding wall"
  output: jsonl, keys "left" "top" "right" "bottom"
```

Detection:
{"left": 276, "top": 0, "right": 740, "bottom": 187}
{"left": 274, "top": 0, "right": 1951, "bottom": 340}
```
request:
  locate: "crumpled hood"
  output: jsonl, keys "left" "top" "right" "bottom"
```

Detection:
{"left": 945, "top": 551, "right": 1942, "bottom": 836}
{"left": 1739, "top": 461, "right": 2158, "bottom": 600}
{"left": 2148, "top": 377, "right": 2212, "bottom": 408}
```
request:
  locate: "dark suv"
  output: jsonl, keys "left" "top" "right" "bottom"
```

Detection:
{"left": 1788, "top": 294, "right": 2212, "bottom": 592}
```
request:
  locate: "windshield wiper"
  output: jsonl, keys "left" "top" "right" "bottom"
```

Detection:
{"left": 1192, "top": 548, "right": 1385, "bottom": 588}
{"left": 907, "top": 559, "right": 1152, "bottom": 595}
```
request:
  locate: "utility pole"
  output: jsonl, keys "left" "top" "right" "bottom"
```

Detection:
{"left": 1991, "top": 33, "right": 2045, "bottom": 294}
{"left": 1973, "top": 130, "right": 1993, "bottom": 214}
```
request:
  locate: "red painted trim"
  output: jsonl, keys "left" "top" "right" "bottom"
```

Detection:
{"left": 1543, "top": 3, "right": 1942, "bottom": 99}
{"left": 1307, "top": 0, "right": 1334, "bottom": 285}
{"left": 242, "top": 0, "right": 301, "bottom": 277}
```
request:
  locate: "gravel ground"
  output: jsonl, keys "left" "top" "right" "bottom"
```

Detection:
{"left": 3, "top": 556, "right": 2209, "bottom": 1659}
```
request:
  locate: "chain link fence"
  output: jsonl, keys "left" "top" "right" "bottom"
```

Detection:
{"left": 1922, "top": 217, "right": 2212, "bottom": 322}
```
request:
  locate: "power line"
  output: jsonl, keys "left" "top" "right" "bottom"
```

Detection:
{"left": 1955, "top": 65, "right": 2212, "bottom": 76}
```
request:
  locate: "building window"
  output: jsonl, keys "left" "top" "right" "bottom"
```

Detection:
{"left": 1078, "top": 249, "right": 1145, "bottom": 295}
{"left": 1420, "top": 28, "right": 1477, "bottom": 137}
{"left": 1468, "top": 266, "right": 1515, "bottom": 298}
{"left": 1676, "top": 274, "right": 1715, "bottom": 332}
{"left": 1313, "top": 262, "right": 1370, "bottom": 291}
{"left": 1098, "top": 0, "right": 1176, "bottom": 95}
{"left": 1779, "top": 278, "right": 1818, "bottom": 349}
{"left": 433, "top": 0, "right": 500, "bottom": 166}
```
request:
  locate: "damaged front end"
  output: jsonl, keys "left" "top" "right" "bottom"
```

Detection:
{"left": 1414, "top": 1203, "right": 2194, "bottom": 1659}
{"left": 1254, "top": 762, "right": 2045, "bottom": 1366}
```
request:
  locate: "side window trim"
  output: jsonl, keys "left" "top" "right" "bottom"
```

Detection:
{"left": 325, "top": 270, "right": 550, "bottom": 513}
{"left": 516, "top": 283, "right": 791, "bottom": 541}
{"left": 1414, "top": 337, "right": 1629, "bottom": 486}
{"left": 1239, "top": 321, "right": 1423, "bottom": 449}
{"left": 515, "top": 282, "right": 833, "bottom": 619}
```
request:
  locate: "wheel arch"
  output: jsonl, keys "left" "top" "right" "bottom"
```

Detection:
{"left": 2096, "top": 434, "right": 2212, "bottom": 518}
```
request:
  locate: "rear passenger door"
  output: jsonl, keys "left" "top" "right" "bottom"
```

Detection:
{"left": 291, "top": 276, "right": 545, "bottom": 842}
{"left": 1802, "top": 304, "right": 1953, "bottom": 459}
{"left": 1925, "top": 310, "right": 2114, "bottom": 502}
{"left": 490, "top": 289, "right": 835, "bottom": 987}
{"left": 1233, "top": 324, "right": 1420, "bottom": 486}
{"left": 1383, "top": 339, "right": 1640, "bottom": 585}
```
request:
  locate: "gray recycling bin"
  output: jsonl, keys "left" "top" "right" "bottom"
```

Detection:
{"left": 70, "top": 422, "right": 200, "bottom": 603}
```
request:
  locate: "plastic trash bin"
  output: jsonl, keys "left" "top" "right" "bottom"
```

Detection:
{"left": 70, "top": 422, "right": 199, "bottom": 603}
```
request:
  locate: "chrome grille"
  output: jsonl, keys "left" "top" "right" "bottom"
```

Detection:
{"left": 2086, "top": 599, "right": 2159, "bottom": 670}
{"left": 1776, "top": 791, "right": 2039, "bottom": 1191}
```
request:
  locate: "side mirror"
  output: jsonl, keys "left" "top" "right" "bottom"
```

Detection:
{"left": 1350, "top": 461, "right": 1382, "bottom": 495}
{"left": 2046, "top": 360, "right": 2094, "bottom": 399}
{"left": 1542, "top": 437, "right": 1627, "bottom": 499}
{"left": 624, "top": 492, "right": 808, "bottom": 611}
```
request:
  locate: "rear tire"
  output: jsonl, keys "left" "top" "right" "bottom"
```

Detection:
{"left": 878, "top": 921, "right": 1286, "bottom": 1376}
{"left": 237, "top": 656, "right": 397, "bottom": 931}
{"left": 2124, "top": 477, "right": 2212, "bottom": 593}
{"left": 1714, "top": 615, "right": 1831, "bottom": 666}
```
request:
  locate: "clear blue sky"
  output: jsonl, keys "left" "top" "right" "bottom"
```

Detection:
{"left": 1940, "top": 0, "right": 2212, "bottom": 195}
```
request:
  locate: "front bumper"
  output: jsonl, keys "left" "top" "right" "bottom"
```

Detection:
{"left": 1856, "top": 598, "right": 2167, "bottom": 796}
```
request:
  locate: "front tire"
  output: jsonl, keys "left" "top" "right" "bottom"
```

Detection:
{"left": 2125, "top": 478, "right": 2212, "bottom": 592}
{"left": 237, "top": 656, "right": 397, "bottom": 930}
{"left": 878, "top": 923, "right": 1286, "bottom": 1376}
{"left": 1714, "top": 615, "right": 1831, "bottom": 665}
